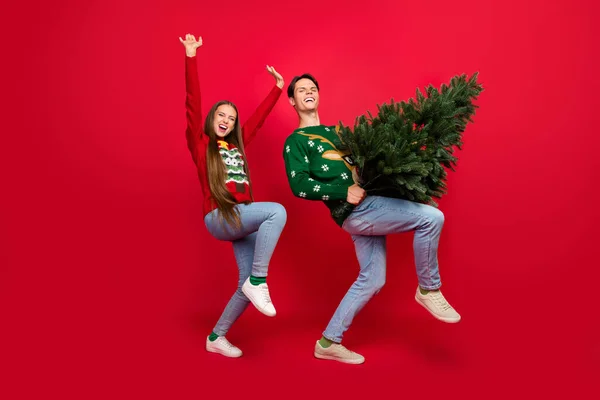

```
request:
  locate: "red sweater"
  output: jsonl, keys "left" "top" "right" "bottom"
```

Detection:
{"left": 185, "top": 56, "right": 282, "bottom": 216}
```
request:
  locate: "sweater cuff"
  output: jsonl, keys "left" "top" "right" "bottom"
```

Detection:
{"left": 269, "top": 85, "right": 283, "bottom": 95}
{"left": 328, "top": 185, "right": 349, "bottom": 201}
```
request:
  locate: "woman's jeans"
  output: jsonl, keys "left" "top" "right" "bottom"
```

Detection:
{"left": 204, "top": 202, "right": 287, "bottom": 336}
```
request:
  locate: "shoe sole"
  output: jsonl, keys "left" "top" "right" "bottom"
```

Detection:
{"left": 206, "top": 345, "right": 243, "bottom": 358}
{"left": 314, "top": 351, "right": 365, "bottom": 365}
{"left": 242, "top": 284, "right": 276, "bottom": 317}
{"left": 415, "top": 295, "right": 461, "bottom": 323}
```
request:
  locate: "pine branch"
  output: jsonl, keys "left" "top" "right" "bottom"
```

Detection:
{"left": 336, "top": 72, "right": 483, "bottom": 206}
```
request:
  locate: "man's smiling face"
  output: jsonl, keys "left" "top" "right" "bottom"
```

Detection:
{"left": 290, "top": 78, "right": 320, "bottom": 112}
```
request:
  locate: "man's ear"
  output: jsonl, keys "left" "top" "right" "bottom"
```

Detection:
{"left": 288, "top": 97, "right": 296, "bottom": 107}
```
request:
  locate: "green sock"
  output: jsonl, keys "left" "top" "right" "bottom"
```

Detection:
{"left": 419, "top": 287, "right": 440, "bottom": 295}
{"left": 208, "top": 332, "right": 219, "bottom": 342}
{"left": 319, "top": 336, "right": 334, "bottom": 348}
{"left": 249, "top": 275, "right": 266, "bottom": 286}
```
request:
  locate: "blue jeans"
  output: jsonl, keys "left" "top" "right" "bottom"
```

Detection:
{"left": 204, "top": 202, "right": 287, "bottom": 336}
{"left": 323, "top": 196, "right": 444, "bottom": 343}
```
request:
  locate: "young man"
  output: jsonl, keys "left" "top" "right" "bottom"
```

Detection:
{"left": 282, "top": 74, "right": 461, "bottom": 365}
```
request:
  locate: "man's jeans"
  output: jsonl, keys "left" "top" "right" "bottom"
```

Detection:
{"left": 323, "top": 196, "right": 444, "bottom": 343}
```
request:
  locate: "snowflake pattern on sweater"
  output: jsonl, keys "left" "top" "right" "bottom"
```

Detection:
{"left": 283, "top": 125, "right": 354, "bottom": 202}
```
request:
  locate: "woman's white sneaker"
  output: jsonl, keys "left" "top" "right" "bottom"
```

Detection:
{"left": 206, "top": 336, "right": 243, "bottom": 358}
{"left": 241, "top": 278, "right": 276, "bottom": 317}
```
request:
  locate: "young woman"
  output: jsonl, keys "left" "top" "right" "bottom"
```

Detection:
{"left": 180, "top": 33, "right": 286, "bottom": 358}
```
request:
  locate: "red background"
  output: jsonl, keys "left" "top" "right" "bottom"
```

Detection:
{"left": 2, "top": 0, "right": 599, "bottom": 398}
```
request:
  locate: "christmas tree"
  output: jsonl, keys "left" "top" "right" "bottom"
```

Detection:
{"left": 331, "top": 73, "right": 483, "bottom": 221}
{"left": 219, "top": 144, "right": 249, "bottom": 185}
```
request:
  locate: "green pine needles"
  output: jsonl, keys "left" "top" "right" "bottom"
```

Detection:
{"left": 337, "top": 72, "right": 483, "bottom": 206}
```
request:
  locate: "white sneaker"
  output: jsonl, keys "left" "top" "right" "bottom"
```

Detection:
{"left": 205, "top": 336, "right": 242, "bottom": 358}
{"left": 314, "top": 341, "right": 365, "bottom": 365}
{"left": 415, "top": 287, "right": 461, "bottom": 323}
{"left": 241, "top": 278, "right": 276, "bottom": 317}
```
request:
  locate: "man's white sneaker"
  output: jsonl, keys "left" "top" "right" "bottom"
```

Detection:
{"left": 415, "top": 287, "right": 461, "bottom": 323}
{"left": 241, "top": 278, "right": 276, "bottom": 317}
{"left": 205, "top": 336, "right": 242, "bottom": 358}
{"left": 314, "top": 341, "right": 365, "bottom": 365}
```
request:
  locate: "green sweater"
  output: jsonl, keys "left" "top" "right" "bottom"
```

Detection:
{"left": 283, "top": 125, "right": 355, "bottom": 226}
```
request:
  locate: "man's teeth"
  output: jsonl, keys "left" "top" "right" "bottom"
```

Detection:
{"left": 305, "top": 98, "right": 314, "bottom": 103}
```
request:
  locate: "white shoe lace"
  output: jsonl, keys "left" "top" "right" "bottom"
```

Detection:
{"left": 428, "top": 291, "right": 452, "bottom": 312}
{"left": 218, "top": 337, "right": 235, "bottom": 350}
{"left": 334, "top": 344, "right": 358, "bottom": 358}
{"left": 259, "top": 285, "right": 272, "bottom": 304}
